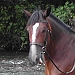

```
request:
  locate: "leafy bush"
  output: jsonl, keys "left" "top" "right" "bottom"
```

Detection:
{"left": 0, "top": 1, "right": 29, "bottom": 51}
{"left": 51, "top": 2, "right": 75, "bottom": 24}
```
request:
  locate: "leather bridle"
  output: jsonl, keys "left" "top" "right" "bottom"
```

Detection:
{"left": 30, "top": 20, "right": 52, "bottom": 49}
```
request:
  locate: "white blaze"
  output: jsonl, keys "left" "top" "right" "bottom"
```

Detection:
{"left": 32, "top": 23, "right": 39, "bottom": 42}
{"left": 30, "top": 23, "right": 39, "bottom": 62}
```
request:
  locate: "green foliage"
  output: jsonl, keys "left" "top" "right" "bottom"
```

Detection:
{"left": 0, "top": 1, "right": 28, "bottom": 50}
{"left": 51, "top": 2, "right": 75, "bottom": 24}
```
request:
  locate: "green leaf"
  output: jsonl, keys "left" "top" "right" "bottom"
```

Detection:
{"left": 20, "top": 37, "right": 25, "bottom": 41}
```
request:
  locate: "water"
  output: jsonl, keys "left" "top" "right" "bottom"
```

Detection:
{"left": 0, "top": 52, "right": 44, "bottom": 75}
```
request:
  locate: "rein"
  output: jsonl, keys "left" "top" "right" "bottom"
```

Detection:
{"left": 42, "top": 48, "right": 75, "bottom": 74}
{"left": 41, "top": 23, "right": 75, "bottom": 74}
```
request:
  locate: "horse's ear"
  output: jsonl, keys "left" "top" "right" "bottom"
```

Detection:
{"left": 43, "top": 7, "right": 51, "bottom": 18}
{"left": 23, "top": 9, "right": 32, "bottom": 18}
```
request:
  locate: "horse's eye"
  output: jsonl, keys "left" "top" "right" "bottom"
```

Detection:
{"left": 41, "top": 29, "right": 46, "bottom": 33}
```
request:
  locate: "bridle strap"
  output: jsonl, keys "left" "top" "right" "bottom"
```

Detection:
{"left": 30, "top": 42, "right": 44, "bottom": 47}
{"left": 30, "top": 29, "right": 52, "bottom": 49}
{"left": 43, "top": 29, "right": 49, "bottom": 49}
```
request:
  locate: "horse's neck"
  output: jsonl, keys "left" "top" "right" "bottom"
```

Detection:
{"left": 47, "top": 16, "right": 75, "bottom": 61}
{"left": 50, "top": 18, "right": 74, "bottom": 42}
{"left": 50, "top": 32, "right": 74, "bottom": 62}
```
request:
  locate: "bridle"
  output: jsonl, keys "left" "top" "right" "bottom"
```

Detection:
{"left": 30, "top": 20, "right": 52, "bottom": 49}
{"left": 30, "top": 29, "right": 51, "bottom": 48}
{"left": 29, "top": 21, "right": 75, "bottom": 74}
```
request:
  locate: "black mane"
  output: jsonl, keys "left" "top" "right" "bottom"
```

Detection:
{"left": 49, "top": 13, "right": 75, "bottom": 34}
{"left": 26, "top": 10, "right": 44, "bottom": 28}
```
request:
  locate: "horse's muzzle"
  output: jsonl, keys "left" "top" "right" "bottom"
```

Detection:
{"left": 28, "top": 45, "right": 44, "bottom": 66}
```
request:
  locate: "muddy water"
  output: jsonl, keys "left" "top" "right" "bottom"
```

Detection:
{"left": 0, "top": 52, "right": 45, "bottom": 75}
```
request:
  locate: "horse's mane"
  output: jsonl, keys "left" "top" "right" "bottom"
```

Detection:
{"left": 26, "top": 10, "right": 44, "bottom": 28}
{"left": 49, "top": 13, "right": 75, "bottom": 34}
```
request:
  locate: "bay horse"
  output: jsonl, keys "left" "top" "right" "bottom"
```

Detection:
{"left": 24, "top": 8, "right": 75, "bottom": 75}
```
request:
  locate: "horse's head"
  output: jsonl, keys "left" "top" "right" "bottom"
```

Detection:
{"left": 24, "top": 8, "right": 52, "bottom": 65}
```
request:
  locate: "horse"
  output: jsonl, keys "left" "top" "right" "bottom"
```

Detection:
{"left": 24, "top": 8, "right": 75, "bottom": 75}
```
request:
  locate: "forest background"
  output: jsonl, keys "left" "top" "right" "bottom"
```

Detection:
{"left": 0, "top": 0, "right": 75, "bottom": 52}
